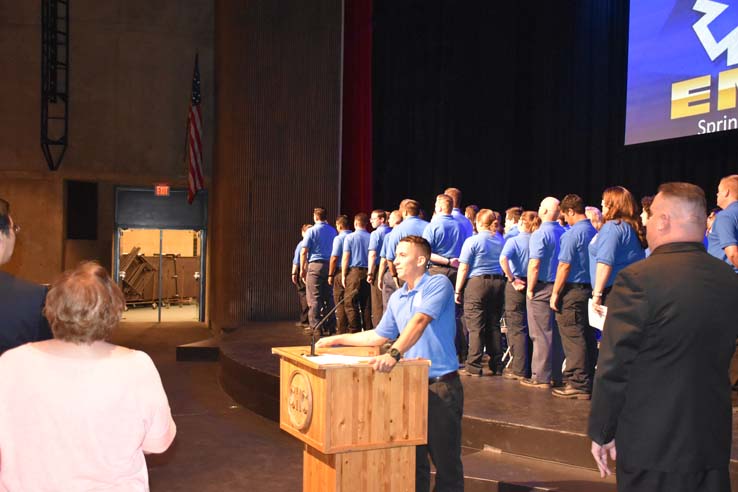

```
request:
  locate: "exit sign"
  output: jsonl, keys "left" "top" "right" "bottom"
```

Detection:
{"left": 154, "top": 184, "right": 170, "bottom": 196}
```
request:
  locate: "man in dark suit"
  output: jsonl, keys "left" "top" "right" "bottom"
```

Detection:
{"left": 588, "top": 183, "right": 738, "bottom": 492}
{"left": 0, "top": 200, "right": 53, "bottom": 353}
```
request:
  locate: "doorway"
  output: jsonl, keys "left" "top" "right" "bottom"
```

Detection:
{"left": 113, "top": 187, "right": 208, "bottom": 323}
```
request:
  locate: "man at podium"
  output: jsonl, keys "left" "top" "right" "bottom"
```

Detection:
{"left": 317, "top": 235, "right": 464, "bottom": 492}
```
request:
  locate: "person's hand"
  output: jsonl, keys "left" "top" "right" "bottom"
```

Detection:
{"left": 454, "top": 292, "right": 462, "bottom": 305}
{"left": 315, "top": 335, "right": 339, "bottom": 348}
{"left": 378, "top": 274, "right": 384, "bottom": 291}
{"left": 393, "top": 277, "right": 400, "bottom": 289}
{"left": 300, "top": 269, "right": 307, "bottom": 281}
{"left": 367, "top": 273, "right": 374, "bottom": 285}
{"left": 291, "top": 274, "right": 298, "bottom": 286}
{"left": 369, "top": 353, "right": 398, "bottom": 373}
{"left": 328, "top": 276, "right": 334, "bottom": 286}
{"left": 550, "top": 292, "right": 560, "bottom": 312}
{"left": 341, "top": 275, "right": 346, "bottom": 288}
{"left": 591, "top": 440, "right": 616, "bottom": 478}
{"left": 526, "top": 289, "right": 534, "bottom": 300}
{"left": 512, "top": 278, "right": 526, "bottom": 292}
{"left": 449, "top": 258, "right": 460, "bottom": 269}
{"left": 592, "top": 295, "right": 605, "bottom": 315}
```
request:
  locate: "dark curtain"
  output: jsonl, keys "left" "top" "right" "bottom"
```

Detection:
{"left": 372, "top": 0, "right": 738, "bottom": 213}
{"left": 341, "top": 0, "right": 374, "bottom": 217}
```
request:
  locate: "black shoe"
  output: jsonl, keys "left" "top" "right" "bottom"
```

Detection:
{"left": 552, "top": 384, "right": 591, "bottom": 400}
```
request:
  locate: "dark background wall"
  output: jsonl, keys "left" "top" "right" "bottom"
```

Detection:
{"left": 372, "top": 1, "right": 738, "bottom": 214}
{"left": 211, "top": 0, "right": 342, "bottom": 329}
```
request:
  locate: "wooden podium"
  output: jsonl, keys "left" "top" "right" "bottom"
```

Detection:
{"left": 271, "top": 346, "right": 430, "bottom": 491}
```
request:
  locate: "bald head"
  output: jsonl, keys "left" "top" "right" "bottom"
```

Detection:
{"left": 647, "top": 183, "right": 707, "bottom": 251}
{"left": 538, "top": 197, "right": 560, "bottom": 222}
{"left": 718, "top": 175, "right": 738, "bottom": 209}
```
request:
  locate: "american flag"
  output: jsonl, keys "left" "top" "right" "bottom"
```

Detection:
{"left": 187, "top": 54, "right": 205, "bottom": 204}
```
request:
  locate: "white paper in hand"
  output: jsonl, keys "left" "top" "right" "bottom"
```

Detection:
{"left": 588, "top": 299, "right": 608, "bottom": 331}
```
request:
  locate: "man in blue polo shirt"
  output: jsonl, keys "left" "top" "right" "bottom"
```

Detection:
{"left": 444, "top": 187, "right": 473, "bottom": 241}
{"left": 329, "top": 215, "right": 352, "bottom": 334}
{"left": 367, "top": 209, "right": 391, "bottom": 324}
{"left": 423, "top": 194, "right": 463, "bottom": 278}
{"left": 377, "top": 209, "right": 403, "bottom": 311}
{"left": 524, "top": 196, "right": 566, "bottom": 389}
{"left": 300, "top": 207, "right": 338, "bottom": 334}
{"left": 290, "top": 224, "right": 312, "bottom": 329}
{"left": 379, "top": 200, "right": 429, "bottom": 298}
{"left": 341, "top": 213, "right": 371, "bottom": 333}
{"left": 708, "top": 175, "right": 738, "bottom": 273}
{"left": 316, "top": 235, "right": 463, "bottom": 491}
{"left": 549, "top": 194, "right": 597, "bottom": 399}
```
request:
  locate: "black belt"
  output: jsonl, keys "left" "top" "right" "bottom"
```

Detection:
{"left": 429, "top": 371, "right": 460, "bottom": 384}
{"left": 479, "top": 274, "right": 505, "bottom": 280}
{"left": 566, "top": 282, "right": 591, "bottom": 289}
{"left": 431, "top": 262, "right": 457, "bottom": 269}
{"left": 350, "top": 267, "right": 368, "bottom": 270}
{"left": 309, "top": 259, "right": 328, "bottom": 264}
{"left": 538, "top": 281, "right": 553, "bottom": 284}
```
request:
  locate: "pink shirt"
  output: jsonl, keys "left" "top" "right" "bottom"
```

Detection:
{"left": 0, "top": 342, "right": 176, "bottom": 491}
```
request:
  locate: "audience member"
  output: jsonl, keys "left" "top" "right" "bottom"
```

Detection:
{"left": 0, "top": 199, "right": 53, "bottom": 354}
{"left": 0, "top": 262, "right": 176, "bottom": 490}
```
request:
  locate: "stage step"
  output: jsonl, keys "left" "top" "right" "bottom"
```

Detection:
{"left": 176, "top": 337, "right": 220, "bottom": 362}
{"left": 461, "top": 448, "right": 616, "bottom": 492}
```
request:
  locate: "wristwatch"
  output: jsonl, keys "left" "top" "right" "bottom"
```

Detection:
{"left": 388, "top": 347, "right": 402, "bottom": 362}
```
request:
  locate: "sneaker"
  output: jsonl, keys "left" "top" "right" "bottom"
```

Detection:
{"left": 520, "top": 378, "right": 550, "bottom": 389}
{"left": 552, "top": 385, "right": 591, "bottom": 400}
{"left": 459, "top": 368, "right": 483, "bottom": 377}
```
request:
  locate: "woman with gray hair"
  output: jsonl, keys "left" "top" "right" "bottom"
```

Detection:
{"left": 0, "top": 262, "right": 176, "bottom": 491}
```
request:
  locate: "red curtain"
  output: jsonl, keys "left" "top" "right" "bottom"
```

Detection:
{"left": 341, "top": 0, "right": 373, "bottom": 216}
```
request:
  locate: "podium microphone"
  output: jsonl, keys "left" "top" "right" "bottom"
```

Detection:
{"left": 310, "top": 297, "right": 345, "bottom": 356}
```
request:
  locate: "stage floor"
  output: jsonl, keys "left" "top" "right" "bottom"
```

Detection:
{"left": 218, "top": 321, "right": 738, "bottom": 479}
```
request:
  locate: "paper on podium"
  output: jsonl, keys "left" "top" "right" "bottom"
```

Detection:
{"left": 303, "top": 354, "right": 376, "bottom": 366}
{"left": 588, "top": 299, "right": 607, "bottom": 331}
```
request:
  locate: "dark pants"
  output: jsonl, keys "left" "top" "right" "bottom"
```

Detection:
{"left": 429, "top": 265, "right": 466, "bottom": 361}
{"left": 382, "top": 269, "right": 399, "bottom": 310}
{"left": 504, "top": 282, "right": 530, "bottom": 377}
{"left": 616, "top": 464, "right": 729, "bottom": 492}
{"left": 416, "top": 375, "right": 464, "bottom": 492}
{"left": 526, "top": 282, "right": 564, "bottom": 384}
{"left": 306, "top": 261, "right": 335, "bottom": 331}
{"left": 555, "top": 284, "right": 598, "bottom": 391}
{"left": 344, "top": 267, "right": 370, "bottom": 332}
{"left": 295, "top": 277, "right": 309, "bottom": 324}
{"left": 464, "top": 275, "right": 505, "bottom": 373}
{"left": 333, "top": 269, "right": 347, "bottom": 334}
{"left": 370, "top": 268, "right": 384, "bottom": 327}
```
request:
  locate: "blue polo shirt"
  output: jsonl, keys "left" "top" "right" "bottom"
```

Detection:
{"left": 422, "top": 214, "right": 463, "bottom": 258}
{"left": 588, "top": 220, "right": 645, "bottom": 287}
{"left": 459, "top": 231, "right": 504, "bottom": 276}
{"left": 292, "top": 239, "right": 304, "bottom": 266}
{"left": 368, "top": 224, "right": 391, "bottom": 265}
{"left": 375, "top": 273, "right": 458, "bottom": 378}
{"left": 331, "top": 230, "right": 351, "bottom": 264}
{"left": 557, "top": 219, "right": 597, "bottom": 284}
{"left": 452, "top": 209, "right": 474, "bottom": 241}
{"left": 385, "top": 216, "right": 430, "bottom": 261}
{"left": 500, "top": 232, "right": 531, "bottom": 277}
{"left": 529, "top": 221, "right": 565, "bottom": 282}
{"left": 343, "top": 229, "right": 370, "bottom": 268}
{"left": 303, "top": 221, "right": 337, "bottom": 262}
{"left": 503, "top": 225, "right": 520, "bottom": 241}
{"left": 708, "top": 202, "right": 738, "bottom": 273}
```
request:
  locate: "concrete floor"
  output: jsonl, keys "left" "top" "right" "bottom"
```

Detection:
{"left": 112, "top": 321, "right": 302, "bottom": 492}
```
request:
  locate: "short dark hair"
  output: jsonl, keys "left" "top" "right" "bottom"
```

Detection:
{"left": 399, "top": 235, "right": 431, "bottom": 260}
{"left": 435, "top": 194, "right": 453, "bottom": 213}
{"left": 301, "top": 223, "right": 312, "bottom": 233}
{"left": 641, "top": 195, "right": 654, "bottom": 214}
{"left": 371, "top": 209, "right": 387, "bottom": 221}
{"left": 313, "top": 207, "right": 327, "bottom": 220}
{"left": 560, "top": 194, "right": 585, "bottom": 215}
{"left": 657, "top": 182, "right": 707, "bottom": 219}
{"left": 354, "top": 212, "right": 369, "bottom": 227}
{"left": 443, "top": 188, "right": 461, "bottom": 208}
{"left": 336, "top": 214, "right": 351, "bottom": 229}
{"left": 505, "top": 206, "right": 523, "bottom": 221}
{"left": 404, "top": 200, "right": 421, "bottom": 217}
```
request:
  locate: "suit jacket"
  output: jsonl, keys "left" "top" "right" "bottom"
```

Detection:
{"left": 0, "top": 271, "right": 53, "bottom": 354}
{"left": 588, "top": 242, "right": 738, "bottom": 472}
